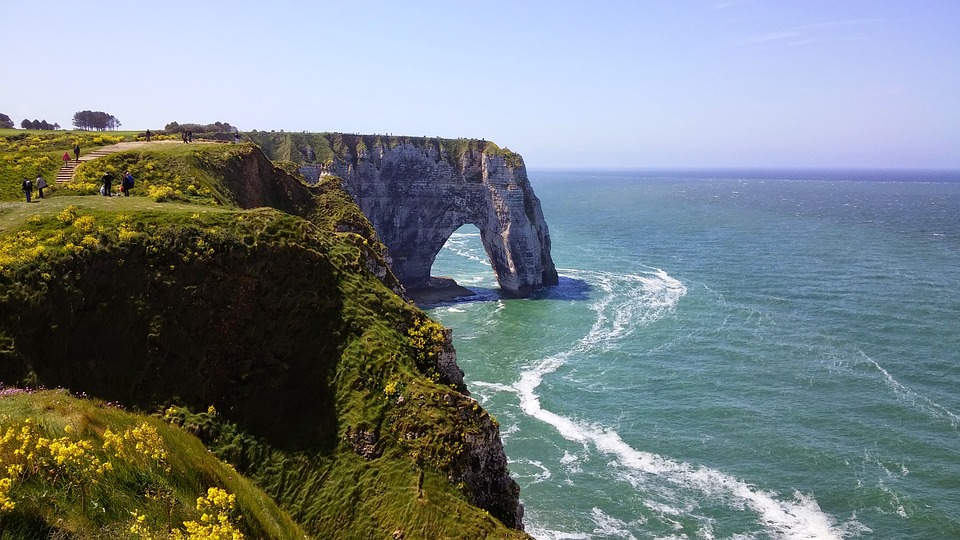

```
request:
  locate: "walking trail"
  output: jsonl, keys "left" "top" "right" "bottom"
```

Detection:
{"left": 55, "top": 140, "right": 179, "bottom": 183}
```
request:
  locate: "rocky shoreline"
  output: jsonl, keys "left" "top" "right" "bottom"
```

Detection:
{"left": 406, "top": 276, "right": 475, "bottom": 306}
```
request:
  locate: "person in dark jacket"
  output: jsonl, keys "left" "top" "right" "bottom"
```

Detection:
{"left": 121, "top": 171, "right": 134, "bottom": 196}
{"left": 101, "top": 173, "right": 113, "bottom": 196}
{"left": 22, "top": 177, "right": 33, "bottom": 202}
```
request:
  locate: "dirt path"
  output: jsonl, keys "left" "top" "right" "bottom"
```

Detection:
{"left": 55, "top": 140, "right": 181, "bottom": 183}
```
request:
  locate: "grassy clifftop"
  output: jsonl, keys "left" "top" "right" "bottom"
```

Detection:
{"left": 246, "top": 131, "right": 525, "bottom": 170}
{"left": 0, "top": 141, "right": 527, "bottom": 538}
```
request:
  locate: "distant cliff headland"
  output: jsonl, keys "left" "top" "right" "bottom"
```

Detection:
{"left": 0, "top": 130, "right": 542, "bottom": 538}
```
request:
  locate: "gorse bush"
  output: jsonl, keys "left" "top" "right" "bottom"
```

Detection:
{"left": 0, "top": 415, "right": 245, "bottom": 538}
{"left": 0, "top": 390, "right": 305, "bottom": 538}
{"left": 130, "top": 488, "right": 245, "bottom": 540}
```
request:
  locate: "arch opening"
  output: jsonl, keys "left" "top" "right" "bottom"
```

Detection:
{"left": 432, "top": 224, "right": 497, "bottom": 287}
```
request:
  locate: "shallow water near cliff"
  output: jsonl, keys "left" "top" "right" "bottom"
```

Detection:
{"left": 426, "top": 169, "right": 960, "bottom": 539}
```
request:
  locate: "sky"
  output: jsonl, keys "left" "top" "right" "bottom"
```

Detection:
{"left": 2, "top": 1, "right": 958, "bottom": 169}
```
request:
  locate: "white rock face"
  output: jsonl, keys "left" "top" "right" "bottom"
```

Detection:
{"left": 323, "top": 141, "right": 558, "bottom": 297}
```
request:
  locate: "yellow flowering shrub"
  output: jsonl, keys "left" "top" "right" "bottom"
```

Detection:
{"left": 72, "top": 215, "right": 97, "bottom": 232}
{"left": 407, "top": 318, "right": 446, "bottom": 363}
{"left": 0, "top": 477, "right": 14, "bottom": 511}
{"left": 129, "top": 488, "right": 245, "bottom": 540}
{"left": 118, "top": 226, "right": 140, "bottom": 242}
{"left": 0, "top": 416, "right": 112, "bottom": 512}
{"left": 0, "top": 231, "right": 46, "bottom": 272}
{"left": 103, "top": 422, "right": 168, "bottom": 466}
{"left": 148, "top": 185, "right": 180, "bottom": 202}
{"left": 178, "top": 487, "right": 245, "bottom": 540}
{"left": 56, "top": 205, "right": 79, "bottom": 223}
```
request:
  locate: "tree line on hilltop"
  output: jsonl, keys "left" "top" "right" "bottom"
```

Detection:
{"left": 0, "top": 111, "right": 121, "bottom": 131}
{"left": 72, "top": 110, "right": 120, "bottom": 131}
{"left": 2, "top": 112, "right": 238, "bottom": 135}
{"left": 164, "top": 121, "right": 237, "bottom": 133}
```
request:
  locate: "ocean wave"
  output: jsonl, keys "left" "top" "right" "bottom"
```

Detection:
{"left": 516, "top": 266, "right": 859, "bottom": 539}
{"left": 590, "top": 507, "right": 643, "bottom": 540}
{"left": 511, "top": 459, "right": 552, "bottom": 484}
{"left": 557, "top": 267, "right": 687, "bottom": 349}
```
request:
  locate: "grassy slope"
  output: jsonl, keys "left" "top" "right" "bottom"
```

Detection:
{"left": 0, "top": 389, "right": 308, "bottom": 539}
{"left": 0, "top": 142, "right": 528, "bottom": 539}
{"left": 0, "top": 131, "right": 129, "bottom": 202}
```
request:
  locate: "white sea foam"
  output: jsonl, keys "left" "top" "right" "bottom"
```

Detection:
{"left": 469, "top": 380, "right": 515, "bottom": 394}
{"left": 524, "top": 527, "right": 591, "bottom": 540}
{"left": 862, "top": 351, "right": 960, "bottom": 428}
{"left": 516, "top": 267, "right": 855, "bottom": 539}
{"left": 444, "top": 240, "right": 488, "bottom": 265}
{"left": 560, "top": 450, "right": 583, "bottom": 474}
{"left": 514, "top": 459, "right": 552, "bottom": 484}
{"left": 590, "top": 507, "right": 642, "bottom": 539}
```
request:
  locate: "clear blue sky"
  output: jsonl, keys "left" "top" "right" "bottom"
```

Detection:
{"left": 3, "top": 1, "right": 958, "bottom": 169}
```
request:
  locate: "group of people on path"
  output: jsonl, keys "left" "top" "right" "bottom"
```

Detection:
{"left": 21, "top": 142, "right": 135, "bottom": 202}
{"left": 20, "top": 175, "right": 47, "bottom": 202}
{"left": 61, "top": 144, "right": 80, "bottom": 168}
{"left": 99, "top": 171, "right": 135, "bottom": 197}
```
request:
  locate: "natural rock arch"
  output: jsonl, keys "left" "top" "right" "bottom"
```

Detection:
{"left": 312, "top": 138, "right": 558, "bottom": 297}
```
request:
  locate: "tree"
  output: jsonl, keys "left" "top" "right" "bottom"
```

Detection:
{"left": 0, "top": 113, "right": 13, "bottom": 129}
{"left": 72, "top": 110, "right": 120, "bottom": 131}
{"left": 163, "top": 120, "right": 235, "bottom": 134}
{"left": 19, "top": 118, "right": 58, "bottom": 130}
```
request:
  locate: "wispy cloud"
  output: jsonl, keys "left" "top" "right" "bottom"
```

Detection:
{"left": 727, "top": 19, "right": 878, "bottom": 48}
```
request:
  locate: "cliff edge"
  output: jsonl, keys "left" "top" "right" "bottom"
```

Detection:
{"left": 0, "top": 139, "right": 528, "bottom": 538}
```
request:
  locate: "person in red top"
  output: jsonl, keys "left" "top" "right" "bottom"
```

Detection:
{"left": 62, "top": 152, "right": 70, "bottom": 168}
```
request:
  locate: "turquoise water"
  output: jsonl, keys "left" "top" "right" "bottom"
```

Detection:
{"left": 426, "top": 170, "right": 960, "bottom": 539}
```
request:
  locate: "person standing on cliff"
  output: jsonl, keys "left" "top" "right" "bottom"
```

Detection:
{"left": 145, "top": 129, "right": 151, "bottom": 142}
{"left": 101, "top": 173, "right": 113, "bottom": 196}
{"left": 121, "top": 171, "right": 134, "bottom": 196}
{"left": 35, "top": 174, "right": 47, "bottom": 199}
{"left": 22, "top": 177, "right": 33, "bottom": 202}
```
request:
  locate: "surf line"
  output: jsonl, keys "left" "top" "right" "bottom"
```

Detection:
{"left": 513, "top": 268, "right": 851, "bottom": 540}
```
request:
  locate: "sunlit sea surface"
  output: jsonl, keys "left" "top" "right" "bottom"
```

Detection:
{"left": 425, "top": 169, "right": 960, "bottom": 539}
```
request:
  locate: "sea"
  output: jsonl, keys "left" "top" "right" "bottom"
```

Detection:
{"left": 424, "top": 169, "right": 960, "bottom": 540}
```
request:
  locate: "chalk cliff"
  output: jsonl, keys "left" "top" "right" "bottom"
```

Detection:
{"left": 298, "top": 136, "right": 559, "bottom": 297}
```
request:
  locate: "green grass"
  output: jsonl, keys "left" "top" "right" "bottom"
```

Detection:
{"left": 0, "top": 389, "right": 309, "bottom": 539}
{"left": 0, "top": 139, "right": 529, "bottom": 539}
{"left": 0, "top": 131, "right": 129, "bottom": 202}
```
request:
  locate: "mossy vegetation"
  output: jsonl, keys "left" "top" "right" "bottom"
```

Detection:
{"left": 0, "top": 140, "right": 528, "bottom": 538}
